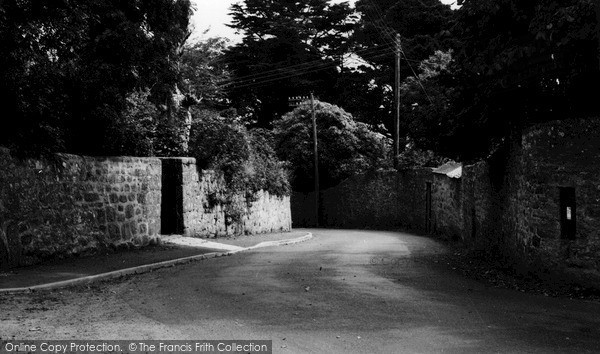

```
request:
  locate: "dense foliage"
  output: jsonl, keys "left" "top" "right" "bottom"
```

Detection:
{"left": 450, "top": 0, "right": 600, "bottom": 159}
{"left": 3, "top": 0, "right": 598, "bottom": 188}
{"left": 399, "top": 50, "right": 459, "bottom": 155}
{"left": 0, "top": 0, "right": 192, "bottom": 156}
{"left": 274, "top": 101, "right": 390, "bottom": 191}
{"left": 179, "top": 37, "right": 231, "bottom": 107}
{"left": 331, "top": 0, "right": 456, "bottom": 133}
{"left": 188, "top": 109, "right": 290, "bottom": 197}
{"left": 224, "top": 0, "right": 357, "bottom": 127}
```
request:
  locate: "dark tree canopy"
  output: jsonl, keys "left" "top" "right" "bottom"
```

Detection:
{"left": 179, "top": 37, "right": 231, "bottom": 108}
{"left": 354, "top": 0, "right": 455, "bottom": 63}
{"left": 224, "top": 0, "right": 357, "bottom": 127}
{"left": 451, "top": 0, "right": 600, "bottom": 160}
{"left": 339, "top": 0, "right": 455, "bottom": 134}
{"left": 0, "top": 0, "right": 192, "bottom": 156}
{"left": 399, "top": 50, "right": 458, "bottom": 155}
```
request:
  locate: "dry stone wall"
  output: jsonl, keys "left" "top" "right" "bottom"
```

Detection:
{"left": 0, "top": 148, "right": 161, "bottom": 269}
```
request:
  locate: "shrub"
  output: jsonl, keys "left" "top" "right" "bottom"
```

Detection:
{"left": 274, "top": 101, "right": 390, "bottom": 191}
{"left": 188, "top": 108, "right": 290, "bottom": 222}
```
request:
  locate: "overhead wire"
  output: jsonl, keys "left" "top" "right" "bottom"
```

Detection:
{"left": 215, "top": 0, "right": 434, "bottom": 94}
{"left": 400, "top": 49, "right": 436, "bottom": 107}
{"left": 220, "top": 45, "right": 397, "bottom": 89}
{"left": 218, "top": 1, "right": 400, "bottom": 89}
{"left": 364, "top": 0, "right": 436, "bottom": 107}
{"left": 364, "top": 0, "right": 397, "bottom": 44}
{"left": 219, "top": 43, "right": 395, "bottom": 87}
{"left": 226, "top": 50, "right": 396, "bottom": 91}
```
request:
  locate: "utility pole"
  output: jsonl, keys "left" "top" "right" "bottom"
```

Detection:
{"left": 310, "top": 92, "right": 319, "bottom": 227}
{"left": 596, "top": 1, "right": 600, "bottom": 71}
{"left": 287, "top": 94, "right": 319, "bottom": 227}
{"left": 394, "top": 33, "right": 401, "bottom": 169}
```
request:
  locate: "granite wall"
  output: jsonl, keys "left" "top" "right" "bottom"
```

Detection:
{"left": 292, "top": 169, "right": 433, "bottom": 232}
{"left": 291, "top": 117, "right": 600, "bottom": 274}
{"left": 1, "top": 152, "right": 292, "bottom": 270}
{"left": 166, "top": 157, "right": 291, "bottom": 238}
{"left": 431, "top": 174, "right": 463, "bottom": 240}
{"left": 498, "top": 118, "right": 600, "bottom": 270}
{"left": 0, "top": 148, "right": 162, "bottom": 269}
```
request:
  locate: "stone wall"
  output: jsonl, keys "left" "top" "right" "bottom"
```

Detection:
{"left": 0, "top": 148, "right": 161, "bottom": 269}
{"left": 453, "top": 118, "right": 600, "bottom": 275}
{"left": 432, "top": 174, "right": 463, "bottom": 240}
{"left": 1, "top": 151, "right": 292, "bottom": 269}
{"left": 504, "top": 118, "right": 600, "bottom": 269}
{"left": 461, "top": 162, "right": 494, "bottom": 245}
{"left": 169, "top": 157, "right": 291, "bottom": 238}
{"left": 292, "top": 169, "right": 433, "bottom": 232}
{"left": 291, "top": 117, "right": 600, "bottom": 275}
{"left": 291, "top": 168, "right": 467, "bottom": 238}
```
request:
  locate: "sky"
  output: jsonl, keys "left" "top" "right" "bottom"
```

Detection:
{"left": 190, "top": 0, "right": 457, "bottom": 44}
{"left": 189, "top": 0, "right": 358, "bottom": 44}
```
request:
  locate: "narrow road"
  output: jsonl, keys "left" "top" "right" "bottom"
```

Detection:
{"left": 2, "top": 229, "right": 600, "bottom": 353}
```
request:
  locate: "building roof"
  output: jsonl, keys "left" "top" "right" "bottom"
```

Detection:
{"left": 432, "top": 162, "right": 462, "bottom": 179}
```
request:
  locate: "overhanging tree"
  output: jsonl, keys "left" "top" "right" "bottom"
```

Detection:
{"left": 0, "top": 0, "right": 192, "bottom": 156}
{"left": 451, "top": 0, "right": 600, "bottom": 159}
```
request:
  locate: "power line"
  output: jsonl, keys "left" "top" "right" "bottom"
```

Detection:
{"left": 218, "top": 0, "right": 403, "bottom": 90}
{"left": 216, "top": 0, "right": 430, "bottom": 92}
{"left": 218, "top": 46, "right": 419, "bottom": 91}
{"left": 362, "top": 0, "right": 436, "bottom": 108}
{"left": 400, "top": 49, "right": 436, "bottom": 107}
{"left": 229, "top": 44, "right": 395, "bottom": 81}
{"left": 364, "top": 0, "right": 398, "bottom": 44}
{"left": 219, "top": 43, "right": 395, "bottom": 87}
{"left": 220, "top": 47, "right": 396, "bottom": 88}
{"left": 225, "top": 51, "right": 396, "bottom": 90}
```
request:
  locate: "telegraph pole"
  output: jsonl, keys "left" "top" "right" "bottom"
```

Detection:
{"left": 288, "top": 94, "right": 319, "bottom": 227}
{"left": 394, "top": 33, "right": 401, "bottom": 168}
{"left": 310, "top": 92, "right": 319, "bottom": 227}
{"left": 596, "top": 1, "right": 600, "bottom": 71}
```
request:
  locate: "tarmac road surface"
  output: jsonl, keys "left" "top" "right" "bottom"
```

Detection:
{"left": 1, "top": 229, "right": 600, "bottom": 353}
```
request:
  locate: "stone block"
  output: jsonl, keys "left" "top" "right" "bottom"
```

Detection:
{"left": 139, "top": 223, "right": 148, "bottom": 235}
{"left": 125, "top": 204, "right": 134, "bottom": 219}
{"left": 131, "top": 221, "right": 138, "bottom": 236}
{"left": 108, "top": 224, "right": 121, "bottom": 240}
{"left": 84, "top": 193, "right": 99, "bottom": 202}
{"left": 121, "top": 223, "right": 132, "bottom": 238}
{"left": 96, "top": 208, "right": 106, "bottom": 223}
{"left": 106, "top": 207, "right": 116, "bottom": 222}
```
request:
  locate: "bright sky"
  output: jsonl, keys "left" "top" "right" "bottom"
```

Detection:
{"left": 189, "top": 0, "right": 456, "bottom": 44}
{"left": 189, "top": 0, "right": 357, "bottom": 44}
